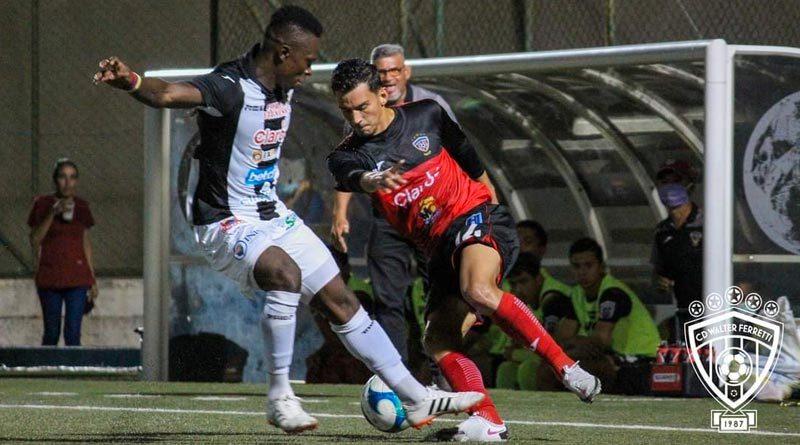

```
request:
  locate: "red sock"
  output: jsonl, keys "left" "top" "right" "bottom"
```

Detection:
{"left": 491, "top": 293, "right": 575, "bottom": 375}
{"left": 438, "top": 352, "right": 503, "bottom": 424}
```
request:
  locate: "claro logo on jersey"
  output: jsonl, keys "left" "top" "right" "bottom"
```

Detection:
{"left": 253, "top": 128, "right": 287, "bottom": 146}
{"left": 393, "top": 167, "right": 441, "bottom": 207}
{"left": 244, "top": 165, "right": 277, "bottom": 186}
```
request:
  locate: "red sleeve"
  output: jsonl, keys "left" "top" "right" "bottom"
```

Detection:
{"left": 27, "top": 196, "right": 48, "bottom": 228}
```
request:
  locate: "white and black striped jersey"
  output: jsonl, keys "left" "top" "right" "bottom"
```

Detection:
{"left": 188, "top": 44, "right": 293, "bottom": 225}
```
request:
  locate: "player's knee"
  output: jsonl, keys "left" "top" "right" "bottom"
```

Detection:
{"left": 460, "top": 282, "right": 500, "bottom": 313}
{"left": 253, "top": 249, "right": 301, "bottom": 292}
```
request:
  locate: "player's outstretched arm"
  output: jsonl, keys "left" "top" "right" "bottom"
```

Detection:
{"left": 93, "top": 56, "right": 202, "bottom": 109}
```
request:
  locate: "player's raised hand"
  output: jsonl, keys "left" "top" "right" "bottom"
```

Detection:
{"left": 93, "top": 56, "right": 139, "bottom": 91}
{"left": 379, "top": 160, "right": 407, "bottom": 192}
{"left": 360, "top": 160, "right": 407, "bottom": 193}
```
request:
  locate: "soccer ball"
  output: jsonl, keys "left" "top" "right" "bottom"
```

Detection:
{"left": 717, "top": 348, "right": 752, "bottom": 385}
{"left": 360, "top": 375, "right": 410, "bottom": 433}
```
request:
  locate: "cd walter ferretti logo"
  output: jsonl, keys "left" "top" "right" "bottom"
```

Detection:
{"left": 684, "top": 286, "right": 784, "bottom": 432}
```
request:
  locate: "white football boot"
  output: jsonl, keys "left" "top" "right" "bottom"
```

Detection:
{"left": 403, "top": 387, "right": 485, "bottom": 428}
{"left": 561, "top": 362, "right": 602, "bottom": 403}
{"left": 451, "top": 413, "right": 509, "bottom": 442}
{"left": 266, "top": 394, "right": 318, "bottom": 433}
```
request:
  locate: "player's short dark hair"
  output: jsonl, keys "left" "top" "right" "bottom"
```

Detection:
{"left": 52, "top": 157, "right": 78, "bottom": 183}
{"left": 569, "top": 237, "right": 604, "bottom": 263}
{"left": 516, "top": 220, "right": 547, "bottom": 247}
{"left": 264, "top": 5, "right": 323, "bottom": 46}
{"left": 510, "top": 252, "right": 541, "bottom": 278}
{"left": 331, "top": 58, "right": 382, "bottom": 95}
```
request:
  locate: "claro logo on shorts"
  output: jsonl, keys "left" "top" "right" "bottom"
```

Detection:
{"left": 393, "top": 167, "right": 440, "bottom": 207}
{"left": 244, "top": 166, "right": 277, "bottom": 186}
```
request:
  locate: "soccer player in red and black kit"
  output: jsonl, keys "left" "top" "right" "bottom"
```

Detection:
{"left": 328, "top": 59, "right": 601, "bottom": 442}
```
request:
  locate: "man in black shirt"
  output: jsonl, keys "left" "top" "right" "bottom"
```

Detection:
{"left": 651, "top": 160, "right": 703, "bottom": 341}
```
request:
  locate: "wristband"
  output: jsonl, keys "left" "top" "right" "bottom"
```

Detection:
{"left": 125, "top": 71, "right": 142, "bottom": 93}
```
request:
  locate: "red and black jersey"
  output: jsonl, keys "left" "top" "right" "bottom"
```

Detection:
{"left": 327, "top": 99, "right": 491, "bottom": 255}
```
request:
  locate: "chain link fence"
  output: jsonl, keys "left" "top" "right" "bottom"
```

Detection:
{"left": 216, "top": 0, "right": 800, "bottom": 62}
{"left": 0, "top": 0, "right": 211, "bottom": 277}
{"left": 2, "top": 0, "right": 800, "bottom": 277}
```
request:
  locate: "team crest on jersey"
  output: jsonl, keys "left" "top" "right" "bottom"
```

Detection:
{"left": 252, "top": 150, "right": 263, "bottom": 163}
{"left": 690, "top": 231, "right": 703, "bottom": 247}
{"left": 419, "top": 196, "right": 440, "bottom": 226}
{"left": 412, "top": 133, "right": 431, "bottom": 155}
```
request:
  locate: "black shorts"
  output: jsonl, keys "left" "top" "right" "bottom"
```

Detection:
{"left": 424, "top": 203, "right": 519, "bottom": 318}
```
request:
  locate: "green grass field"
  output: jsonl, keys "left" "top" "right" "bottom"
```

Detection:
{"left": 0, "top": 378, "right": 797, "bottom": 444}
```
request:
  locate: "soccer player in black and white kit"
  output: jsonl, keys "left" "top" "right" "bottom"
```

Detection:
{"left": 93, "top": 6, "right": 482, "bottom": 434}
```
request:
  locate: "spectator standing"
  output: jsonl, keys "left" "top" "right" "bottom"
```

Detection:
{"left": 27, "top": 158, "right": 97, "bottom": 346}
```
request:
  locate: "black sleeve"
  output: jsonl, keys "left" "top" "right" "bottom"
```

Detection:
{"left": 188, "top": 71, "right": 242, "bottom": 115}
{"left": 542, "top": 291, "right": 576, "bottom": 320}
{"left": 326, "top": 145, "right": 370, "bottom": 193}
{"left": 439, "top": 104, "right": 485, "bottom": 179}
{"left": 540, "top": 291, "right": 574, "bottom": 332}
{"left": 597, "top": 288, "right": 633, "bottom": 323}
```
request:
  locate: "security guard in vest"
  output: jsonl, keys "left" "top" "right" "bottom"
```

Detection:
{"left": 553, "top": 238, "right": 660, "bottom": 393}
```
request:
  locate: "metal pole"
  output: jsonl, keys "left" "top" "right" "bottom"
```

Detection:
{"left": 30, "top": 0, "right": 39, "bottom": 196}
{"left": 142, "top": 108, "right": 171, "bottom": 381}
{"left": 435, "top": 0, "right": 445, "bottom": 57}
{"left": 210, "top": 0, "right": 219, "bottom": 66}
{"left": 606, "top": 0, "right": 616, "bottom": 46}
{"left": 400, "top": 0, "right": 410, "bottom": 51}
{"left": 702, "top": 39, "right": 732, "bottom": 299}
{"left": 523, "top": 0, "right": 534, "bottom": 52}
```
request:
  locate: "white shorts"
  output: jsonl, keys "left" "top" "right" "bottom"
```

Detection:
{"left": 193, "top": 214, "right": 339, "bottom": 301}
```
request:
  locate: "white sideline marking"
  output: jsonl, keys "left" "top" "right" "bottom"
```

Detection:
{"left": 105, "top": 394, "right": 161, "bottom": 399}
{"left": 0, "top": 403, "right": 798, "bottom": 438}
{"left": 30, "top": 392, "right": 78, "bottom": 396}
{"left": 192, "top": 396, "right": 247, "bottom": 401}
{"left": 598, "top": 397, "right": 691, "bottom": 402}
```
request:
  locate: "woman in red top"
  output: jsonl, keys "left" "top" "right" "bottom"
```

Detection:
{"left": 27, "top": 159, "right": 97, "bottom": 346}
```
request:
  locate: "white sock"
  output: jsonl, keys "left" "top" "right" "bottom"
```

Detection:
{"left": 330, "top": 306, "right": 428, "bottom": 403}
{"left": 261, "top": 290, "right": 300, "bottom": 400}
{"left": 268, "top": 372, "right": 292, "bottom": 401}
